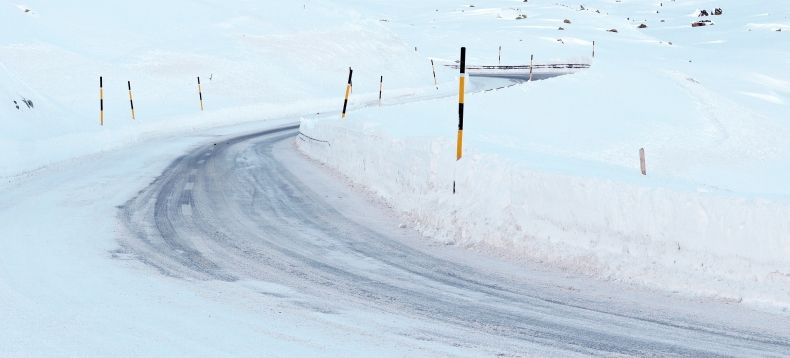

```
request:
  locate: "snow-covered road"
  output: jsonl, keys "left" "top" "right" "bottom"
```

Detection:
{"left": 113, "top": 123, "right": 790, "bottom": 356}
{"left": 3, "top": 0, "right": 789, "bottom": 355}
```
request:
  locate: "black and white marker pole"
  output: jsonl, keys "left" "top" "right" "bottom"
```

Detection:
{"left": 99, "top": 76, "right": 104, "bottom": 126}
{"left": 379, "top": 75, "right": 383, "bottom": 105}
{"left": 197, "top": 76, "right": 204, "bottom": 111}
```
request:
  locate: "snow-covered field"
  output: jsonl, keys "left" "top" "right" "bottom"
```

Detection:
{"left": 298, "top": 0, "right": 790, "bottom": 309}
{"left": 2, "top": 0, "right": 790, "bottom": 355}
{"left": 0, "top": 0, "right": 432, "bottom": 176}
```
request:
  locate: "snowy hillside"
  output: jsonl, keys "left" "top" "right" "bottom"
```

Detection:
{"left": 298, "top": 0, "right": 790, "bottom": 309}
{"left": 2, "top": 0, "right": 790, "bottom": 356}
{"left": 3, "top": 0, "right": 788, "bottom": 308}
{"left": 0, "top": 0, "right": 432, "bottom": 176}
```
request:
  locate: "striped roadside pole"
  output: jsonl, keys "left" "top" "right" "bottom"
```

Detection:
{"left": 498, "top": 45, "right": 501, "bottom": 64}
{"left": 197, "top": 76, "right": 204, "bottom": 111}
{"left": 127, "top": 81, "right": 136, "bottom": 120}
{"left": 453, "top": 47, "right": 466, "bottom": 194}
{"left": 341, "top": 67, "right": 353, "bottom": 118}
{"left": 378, "top": 75, "right": 383, "bottom": 105}
{"left": 529, "top": 54, "right": 534, "bottom": 81}
{"left": 99, "top": 76, "right": 104, "bottom": 126}
{"left": 431, "top": 59, "right": 438, "bottom": 90}
{"left": 457, "top": 47, "right": 466, "bottom": 161}
{"left": 592, "top": 40, "right": 596, "bottom": 58}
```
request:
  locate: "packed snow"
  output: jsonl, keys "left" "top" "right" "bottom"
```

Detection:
{"left": 298, "top": 0, "right": 790, "bottom": 309}
{"left": 2, "top": 0, "right": 790, "bottom": 356}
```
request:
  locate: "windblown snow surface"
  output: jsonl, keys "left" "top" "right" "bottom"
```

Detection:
{"left": 2, "top": 0, "right": 790, "bottom": 356}
{"left": 298, "top": 0, "right": 790, "bottom": 310}
{"left": 0, "top": 0, "right": 431, "bottom": 175}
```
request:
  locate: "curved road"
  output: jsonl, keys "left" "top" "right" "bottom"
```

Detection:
{"left": 118, "top": 125, "right": 790, "bottom": 356}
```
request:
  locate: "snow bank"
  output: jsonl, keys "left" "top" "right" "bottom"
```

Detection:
{"left": 298, "top": 119, "right": 790, "bottom": 307}
{"left": 3, "top": 0, "right": 789, "bottom": 309}
{"left": 298, "top": 0, "right": 790, "bottom": 309}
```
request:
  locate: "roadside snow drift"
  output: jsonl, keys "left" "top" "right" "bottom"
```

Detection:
{"left": 298, "top": 0, "right": 790, "bottom": 309}
{"left": 2, "top": 0, "right": 790, "bottom": 355}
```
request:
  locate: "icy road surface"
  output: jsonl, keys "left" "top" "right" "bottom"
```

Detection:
{"left": 117, "top": 124, "right": 790, "bottom": 356}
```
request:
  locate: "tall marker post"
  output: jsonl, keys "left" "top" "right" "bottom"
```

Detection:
{"left": 127, "top": 80, "right": 136, "bottom": 120}
{"left": 341, "top": 67, "right": 353, "bottom": 118}
{"left": 378, "top": 75, "right": 383, "bottom": 105}
{"left": 592, "top": 40, "right": 596, "bottom": 58}
{"left": 197, "top": 76, "right": 204, "bottom": 111}
{"left": 431, "top": 59, "right": 438, "bottom": 90}
{"left": 454, "top": 47, "right": 466, "bottom": 194}
{"left": 498, "top": 46, "right": 501, "bottom": 64}
{"left": 99, "top": 76, "right": 104, "bottom": 126}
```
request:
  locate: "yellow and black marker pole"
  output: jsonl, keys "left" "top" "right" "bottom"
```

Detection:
{"left": 341, "top": 67, "right": 353, "bottom": 118}
{"left": 431, "top": 59, "right": 438, "bottom": 90}
{"left": 99, "top": 76, "right": 104, "bottom": 126}
{"left": 378, "top": 75, "right": 383, "bottom": 105}
{"left": 197, "top": 76, "right": 204, "bottom": 111}
{"left": 127, "top": 80, "right": 136, "bottom": 120}
{"left": 454, "top": 47, "right": 466, "bottom": 194}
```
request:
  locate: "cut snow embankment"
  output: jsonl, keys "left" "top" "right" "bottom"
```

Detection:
{"left": 297, "top": 63, "right": 790, "bottom": 310}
